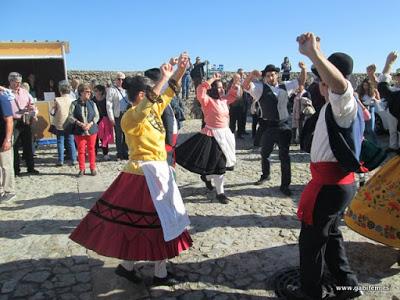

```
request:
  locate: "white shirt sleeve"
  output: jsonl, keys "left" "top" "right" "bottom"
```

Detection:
{"left": 244, "top": 81, "right": 263, "bottom": 101}
{"left": 283, "top": 79, "right": 299, "bottom": 96}
{"left": 106, "top": 88, "right": 116, "bottom": 121}
{"left": 329, "top": 80, "right": 357, "bottom": 128}
{"left": 378, "top": 73, "right": 392, "bottom": 83}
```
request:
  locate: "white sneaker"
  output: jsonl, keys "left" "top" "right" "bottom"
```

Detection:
{"left": 103, "top": 154, "right": 110, "bottom": 161}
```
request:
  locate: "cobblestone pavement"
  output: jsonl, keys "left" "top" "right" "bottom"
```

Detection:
{"left": 0, "top": 120, "right": 399, "bottom": 299}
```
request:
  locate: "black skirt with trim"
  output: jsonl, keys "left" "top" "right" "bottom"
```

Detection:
{"left": 175, "top": 133, "right": 226, "bottom": 175}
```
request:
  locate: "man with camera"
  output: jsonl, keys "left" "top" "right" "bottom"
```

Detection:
{"left": 9, "top": 72, "right": 39, "bottom": 176}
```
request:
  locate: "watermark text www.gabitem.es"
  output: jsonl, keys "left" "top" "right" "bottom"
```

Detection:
{"left": 336, "top": 285, "right": 393, "bottom": 292}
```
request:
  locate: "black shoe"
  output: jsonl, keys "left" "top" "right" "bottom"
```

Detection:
{"left": 0, "top": 193, "right": 16, "bottom": 202}
{"left": 115, "top": 264, "right": 142, "bottom": 283}
{"left": 27, "top": 169, "right": 39, "bottom": 175}
{"left": 334, "top": 289, "right": 363, "bottom": 300}
{"left": 77, "top": 170, "right": 85, "bottom": 177}
{"left": 56, "top": 162, "right": 63, "bottom": 167}
{"left": 216, "top": 193, "right": 229, "bottom": 204}
{"left": 200, "top": 175, "right": 214, "bottom": 191}
{"left": 280, "top": 186, "right": 292, "bottom": 196}
{"left": 90, "top": 169, "right": 97, "bottom": 176}
{"left": 226, "top": 166, "right": 234, "bottom": 171}
{"left": 254, "top": 175, "right": 270, "bottom": 185}
{"left": 152, "top": 272, "right": 183, "bottom": 286}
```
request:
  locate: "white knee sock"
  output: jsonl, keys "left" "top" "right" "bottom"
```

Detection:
{"left": 209, "top": 174, "right": 224, "bottom": 194}
{"left": 154, "top": 260, "right": 167, "bottom": 278}
{"left": 121, "top": 260, "right": 135, "bottom": 271}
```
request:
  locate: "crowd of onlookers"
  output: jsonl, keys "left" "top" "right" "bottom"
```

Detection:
{"left": 1, "top": 54, "right": 399, "bottom": 203}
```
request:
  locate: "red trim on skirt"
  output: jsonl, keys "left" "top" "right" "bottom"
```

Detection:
{"left": 297, "top": 162, "right": 355, "bottom": 225}
{"left": 69, "top": 172, "right": 192, "bottom": 261}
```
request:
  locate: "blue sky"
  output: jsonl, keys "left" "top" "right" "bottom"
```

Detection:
{"left": 2, "top": 0, "right": 399, "bottom": 73}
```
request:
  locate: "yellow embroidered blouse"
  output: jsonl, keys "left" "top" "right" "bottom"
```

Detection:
{"left": 121, "top": 86, "right": 175, "bottom": 175}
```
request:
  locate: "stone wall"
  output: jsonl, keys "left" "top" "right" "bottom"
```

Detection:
{"left": 68, "top": 70, "right": 370, "bottom": 119}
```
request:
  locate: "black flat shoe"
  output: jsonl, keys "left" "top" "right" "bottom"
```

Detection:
{"left": 216, "top": 193, "right": 229, "bottom": 204}
{"left": 115, "top": 264, "right": 142, "bottom": 283}
{"left": 254, "top": 175, "right": 270, "bottom": 185}
{"left": 280, "top": 186, "right": 292, "bottom": 196}
{"left": 27, "top": 169, "right": 40, "bottom": 175}
{"left": 226, "top": 166, "right": 234, "bottom": 171}
{"left": 200, "top": 175, "right": 214, "bottom": 191}
{"left": 152, "top": 272, "right": 183, "bottom": 286}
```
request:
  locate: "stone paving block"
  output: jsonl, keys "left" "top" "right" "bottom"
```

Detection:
{"left": 79, "top": 292, "right": 92, "bottom": 300}
{"left": 23, "top": 271, "right": 51, "bottom": 283}
{"left": 75, "top": 272, "right": 91, "bottom": 283}
{"left": 59, "top": 293, "right": 79, "bottom": 300}
{"left": 13, "top": 283, "right": 37, "bottom": 297}
{"left": 72, "top": 283, "right": 91, "bottom": 293}
{"left": 1, "top": 279, "right": 17, "bottom": 294}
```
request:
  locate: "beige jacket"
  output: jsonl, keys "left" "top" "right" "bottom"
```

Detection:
{"left": 53, "top": 95, "right": 73, "bottom": 130}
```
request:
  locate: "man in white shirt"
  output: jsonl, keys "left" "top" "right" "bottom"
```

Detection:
{"left": 243, "top": 61, "right": 307, "bottom": 196}
{"left": 286, "top": 33, "right": 362, "bottom": 300}
{"left": 106, "top": 72, "right": 128, "bottom": 160}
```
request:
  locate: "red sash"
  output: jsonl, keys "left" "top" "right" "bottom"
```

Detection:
{"left": 297, "top": 162, "right": 355, "bottom": 225}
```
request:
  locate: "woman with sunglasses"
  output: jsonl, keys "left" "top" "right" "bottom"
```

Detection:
{"left": 67, "top": 83, "right": 99, "bottom": 176}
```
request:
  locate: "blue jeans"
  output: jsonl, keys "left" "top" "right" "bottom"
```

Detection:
{"left": 182, "top": 75, "right": 191, "bottom": 99}
{"left": 365, "top": 106, "right": 378, "bottom": 144}
{"left": 57, "top": 132, "right": 77, "bottom": 164}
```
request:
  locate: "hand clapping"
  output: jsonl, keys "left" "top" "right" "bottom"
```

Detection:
{"left": 296, "top": 32, "right": 321, "bottom": 58}
{"left": 160, "top": 63, "right": 174, "bottom": 79}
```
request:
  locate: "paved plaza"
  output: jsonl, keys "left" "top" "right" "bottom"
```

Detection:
{"left": 0, "top": 120, "right": 399, "bottom": 299}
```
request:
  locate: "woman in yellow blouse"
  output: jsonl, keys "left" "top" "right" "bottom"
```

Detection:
{"left": 70, "top": 54, "right": 192, "bottom": 286}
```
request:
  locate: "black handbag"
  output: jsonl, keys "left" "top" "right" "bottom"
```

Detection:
{"left": 48, "top": 124, "right": 58, "bottom": 135}
{"left": 62, "top": 118, "right": 76, "bottom": 135}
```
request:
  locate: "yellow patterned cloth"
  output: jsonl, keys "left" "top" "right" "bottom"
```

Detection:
{"left": 344, "top": 155, "right": 400, "bottom": 248}
{"left": 121, "top": 86, "right": 175, "bottom": 175}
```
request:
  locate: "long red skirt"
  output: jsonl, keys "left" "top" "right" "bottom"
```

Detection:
{"left": 69, "top": 172, "right": 192, "bottom": 261}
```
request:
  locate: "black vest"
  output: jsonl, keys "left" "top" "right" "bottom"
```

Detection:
{"left": 72, "top": 100, "right": 98, "bottom": 135}
{"left": 325, "top": 103, "right": 364, "bottom": 172}
{"left": 258, "top": 83, "right": 289, "bottom": 127}
{"left": 300, "top": 103, "right": 364, "bottom": 172}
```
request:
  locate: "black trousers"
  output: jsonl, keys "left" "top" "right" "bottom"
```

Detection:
{"left": 260, "top": 125, "right": 291, "bottom": 187}
{"left": 229, "top": 106, "right": 245, "bottom": 134}
{"left": 114, "top": 116, "right": 128, "bottom": 159}
{"left": 253, "top": 117, "right": 267, "bottom": 146}
{"left": 238, "top": 100, "right": 248, "bottom": 135}
{"left": 13, "top": 120, "right": 35, "bottom": 173}
{"left": 299, "top": 184, "right": 358, "bottom": 299}
{"left": 282, "top": 73, "right": 290, "bottom": 81}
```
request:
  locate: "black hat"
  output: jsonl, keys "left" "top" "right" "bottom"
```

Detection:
{"left": 144, "top": 68, "right": 161, "bottom": 82}
{"left": 312, "top": 52, "right": 353, "bottom": 79}
{"left": 262, "top": 64, "right": 280, "bottom": 76}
